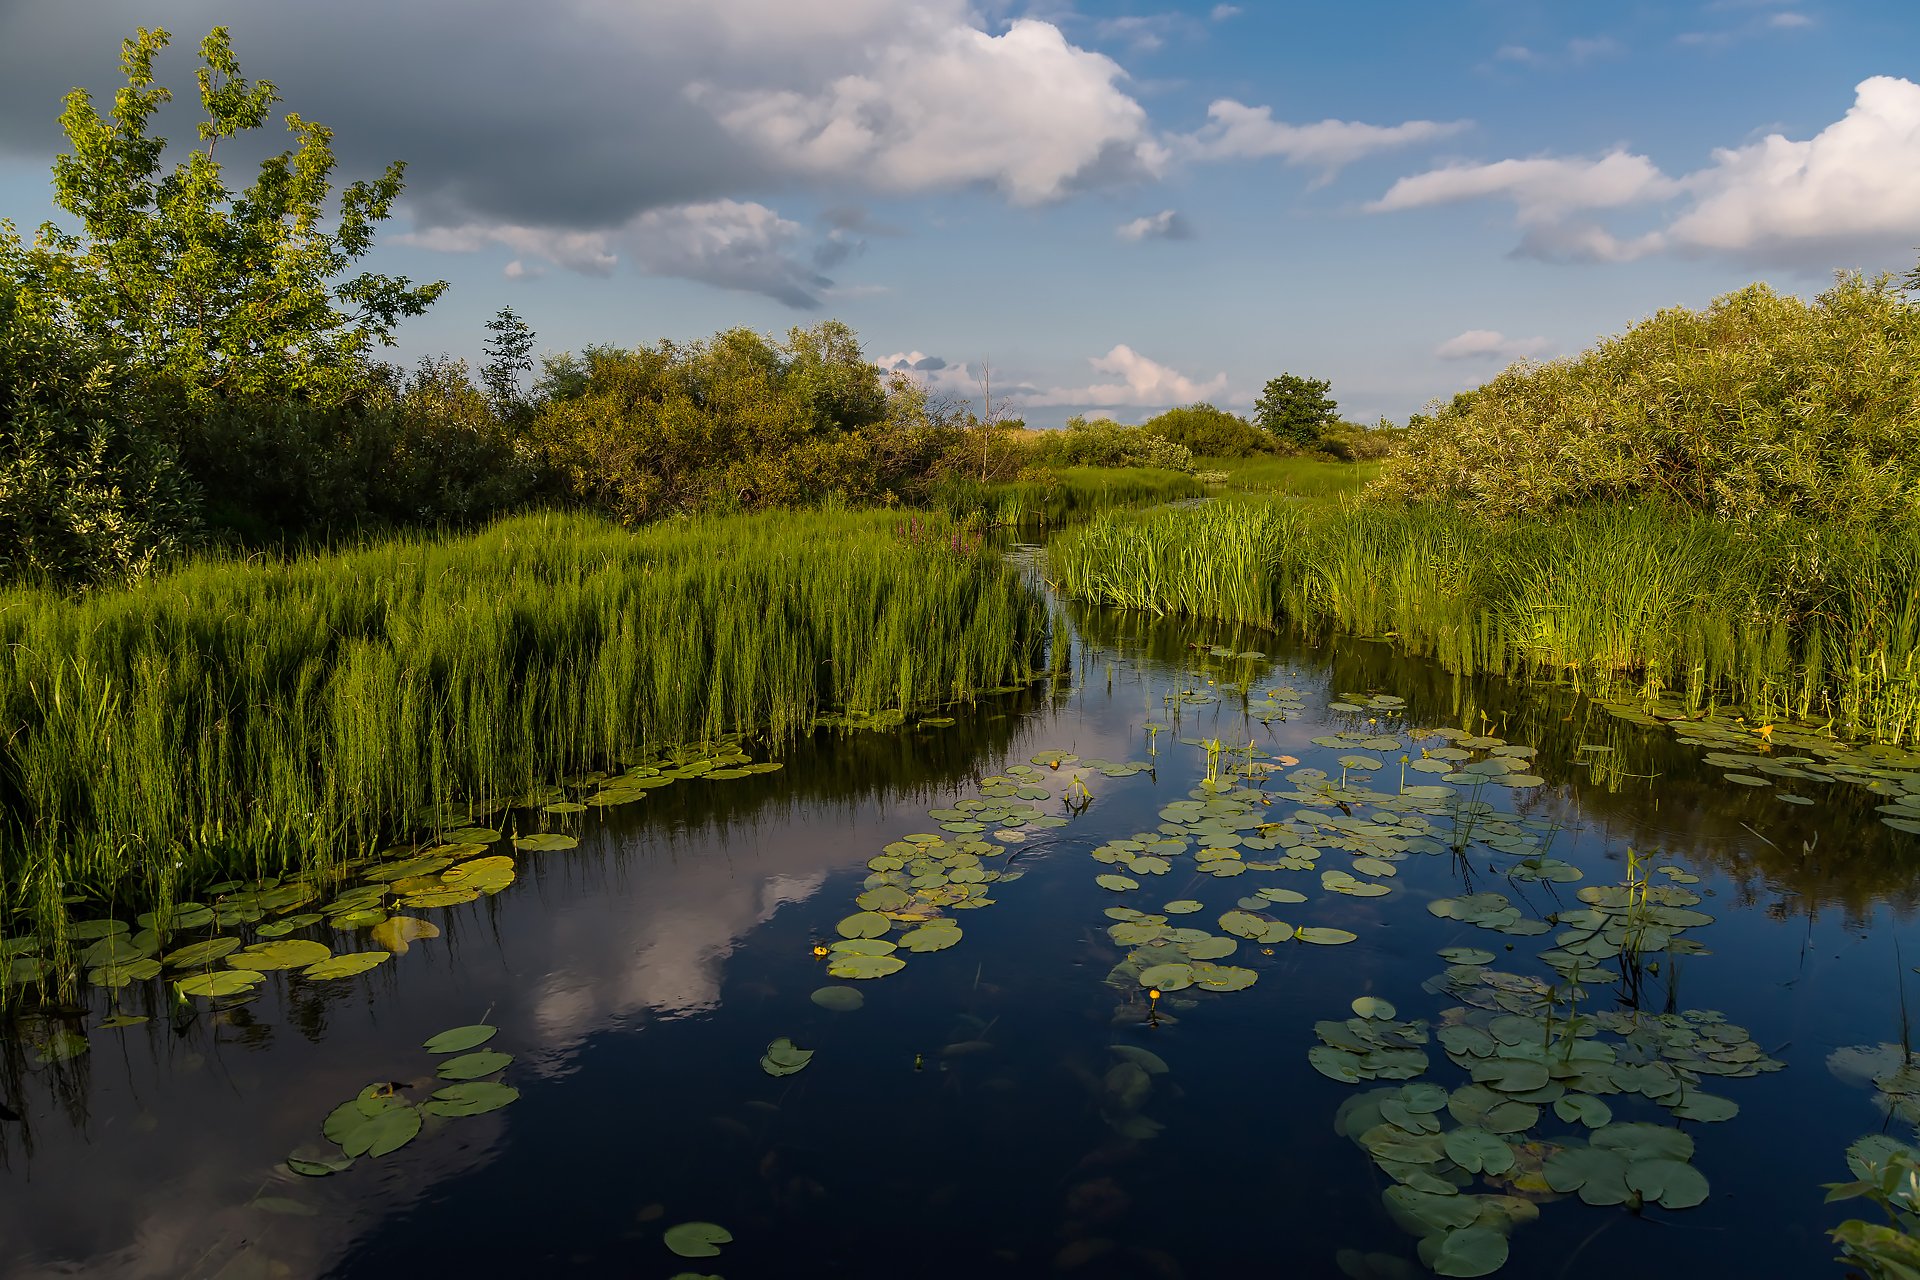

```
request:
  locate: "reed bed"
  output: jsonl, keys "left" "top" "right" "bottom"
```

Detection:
{"left": 0, "top": 510, "right": 1049, "bottom": 914}
{"left": 1048, "top": 498, "right": 1920, "bottom": 746}
{"left": 941, "top": 466, "right": 1205, "bottom": 528}
{"left": 1193, "top": 456, "right": 1384, "bottom": 500}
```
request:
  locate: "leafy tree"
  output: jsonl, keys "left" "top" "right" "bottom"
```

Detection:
{"left": 1254, "top": 374, "right": 1339, "bottom": 450}
{"left": 1141, "top": 402, "right": 1271, "bottom": 458}
{"left": 482, "top": 306, "right": 536, "bottom": 414}
{"left": 0, "top": 26, "right": 445, "bottom": 406}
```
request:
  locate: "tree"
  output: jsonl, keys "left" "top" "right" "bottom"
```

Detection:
{"left": 0, "top": 26, "right": 446, "bottom": 406}
{"left": 1253, "top": 374, "right": 1339, "bottom": 450}
{"left": 482, "top": 306, "right": 536, "bottom": 414}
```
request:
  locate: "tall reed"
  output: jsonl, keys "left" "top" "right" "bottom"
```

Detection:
{"left": 0, "top": 510, "right": 1049, "bottom": 913}
{"left": 1048, "top": 498, "right": 1920, "bottom": 746}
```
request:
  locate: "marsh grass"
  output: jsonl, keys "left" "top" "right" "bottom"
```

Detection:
{"left": 1048, "top": 498, "right": 1920, "bottom": 746}
{"left": 940, "top": 466, "right": 1204, "bottom": 528}
{"left": 0, "top": 509, "right": 1048, "bottom": 918}
{"left": 1194, "top": 455, "right": 1383, "bottom": 501}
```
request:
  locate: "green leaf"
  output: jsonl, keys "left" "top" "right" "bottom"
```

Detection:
{"left": 424, "top": 1024, "right": 498, "bottom": 1054}
{"left": 664, "top": 1222, "right": 733, "bottom": 1258}
{"left": 1418, "top": 1226, "right": 1510, "bottom": 1278}
{"left": 437, "top": 1050, "right": 513, "bottom": 1080}
{"left": 422, "top": 1081, "right": 520, "bottom": 1117}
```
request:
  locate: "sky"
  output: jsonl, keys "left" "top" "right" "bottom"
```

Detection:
{"left": 1, "top": 0, "right": 1918, "bottom": 425}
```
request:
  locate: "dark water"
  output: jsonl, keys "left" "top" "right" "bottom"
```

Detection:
{"left": 2, "top": 599, "right": 1917, "bottom": 1280}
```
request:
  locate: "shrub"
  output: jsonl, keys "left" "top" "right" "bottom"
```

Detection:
{"left": 1141, "top": 402, "right": 1272, "bottom": 457}
{"left": 1377, "top": 274, "right": 1920, "bottom": 523}
{"left": 1028, "top": 416, "right": 1194, "bottom": 471}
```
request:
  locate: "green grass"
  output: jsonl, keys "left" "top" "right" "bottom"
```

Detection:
{"left": 1048, "top": 497, "right": 1920, "bottom": 746}
{"left": 0, "top": 509, "right": 1049, "bottom": 920}
{"left": 1193, "top": 455, "right": 1383, "bottom": 501}
{"left": 939, "top": 465, "right": 1205, "bottom": 527}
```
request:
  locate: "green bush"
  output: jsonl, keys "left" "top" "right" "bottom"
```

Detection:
{"left": 1028, "top": 416, "right": 1194, "bottom": 471}
{"left": 1378, "top": 274, "right": 1920, "bottom": 522}
{"left": 530, "top": 322, "right": 954, "bottom": 524}
{"left": 1141, "top": 402, "right": 1272, "bottom": 457}
{"left": 0, "top": 286, "right": 201, "bottom": 586}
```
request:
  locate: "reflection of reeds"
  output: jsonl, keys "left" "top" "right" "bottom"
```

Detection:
{"left": 1048, "top": 499, "right": 1920, "bottom": 747}
{"left": 0, "top": 509, "right": 1048, "bottom": 912}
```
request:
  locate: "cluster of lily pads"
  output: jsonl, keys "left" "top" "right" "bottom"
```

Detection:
{"left": 1, "top": 739, "right": 783, "bottom": 1047}
{"left": 1597, "top": 697, "right": 1920, "bottom": 832}
{"left": 286, "top": 1023, "right": 518, "bottom": 1175}
{"left": 1304, "top": 820, "right": 1778, "bottom": 1274}
{"left": 805, "top": 758, "right": 1153, "bottom": 996}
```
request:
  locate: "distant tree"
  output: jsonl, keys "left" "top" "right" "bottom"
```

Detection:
{"left": 0, "top": 25, "right": 446, "bottom": 406}
{"left": 1253, "top": 374, "right": 1339, "bottom": 449}
{"left": 482, "top": 306, "right": 536, "bottom": 414}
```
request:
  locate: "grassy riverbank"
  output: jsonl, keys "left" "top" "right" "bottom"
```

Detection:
{"left": 0, "top": 510, "right": 1049, "bottom": 917}
{"left": 1047, "top": 497, "right": 1920, "bottom": 746}
{"left": 939, "top": 465, "right": 1204, "bottom": 527}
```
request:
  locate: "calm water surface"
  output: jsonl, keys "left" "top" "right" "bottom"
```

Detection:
{"left": 2, "top": 600, "right": 1916, "bottom": 1279}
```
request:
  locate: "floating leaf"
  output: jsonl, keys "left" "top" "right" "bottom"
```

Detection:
{"left": 664, "top": 1222, "right": 733, "bottom": 1259}
{"left": 1418, "top": 1226, "right": 1510, "bottom": 1278}
{"left": 1443, "top": 1127, "right": 1515, "bottom": 1176}
{"left": 286, "top": 1143, "right": 355, "bottom": 1177}
{"left": 422, "top": 1081, "right": 520, "bottom": 1117}
{"left": 898, "top": 925, "right": 962, "bottom": 953}
{"left": 827, "top": 953, "right": 905, "bottom": 980}
{"left": 302, "top": 952, "right": 389, "bottom": 981}
{"left": 1296, "top": 927, "right": 1358, "bottom": 946}
{"left": 512, "top": 833, "right": 578, "bottom": 852}
{"left": 1095, "top": 874, "right": 1140, "bottom": 892}
{"left": 835, "top": 911, "right": 891, "bottom": 940}
{"left": 810, "top": 986, "right": 865, "bottom": 1012}
{"left": 176, "top": 969, "right": 264, "bottom": 999}
{"left": 341, "top": 1106, "right": 421, "bottom": 1158}
{"left": 437, "top": 1050, "right": 513, "bottom": 1080}
{"left": 1624, "top": 1157, "right": 1709, "bottom": 1209}
{"left": 227, "top": 940, "right": 332, "bottom": 972}
{"left": 424, "top": 1025, "right": 498, "bottom": 1054}
{"left": 370, "top": 916, "right": 441, "bottom": 955}
{"left": 760, "top": 1037, "right": 814, "bottom": 1077}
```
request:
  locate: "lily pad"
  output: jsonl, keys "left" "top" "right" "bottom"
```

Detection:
{"left": 760, "top": 1036, "right": 814, "bottom": 1077}
{"left": 664, "top": 1222, "right": 733, "bottom": 1259}
{"left": 1352, "top": 996, "right": 1398, "bottom": 1020}
{"left": 437, "top": 1050, "right": 513, "bottom": 1080}
{"left": 301, "top": 952, "right": 390, "bottom": 981}
{"left": 1296, "top": 927, "right": 1359, "bottom": 946}
{"left": 176, "top": 969, "right": 264, "bottom": 999}
{"left": 512, "top": 833, "right": 578, "bottom": 852}
{"left": 370, "top": 916, "right": 441, "bottom": 955}
{"left": 810, "top": 986, "right": 865, "bottom": 1012}
{"left": 1418, "top": 1226, "right": 1510, "bottom": 1278}
{"left": 424, "top": 1025, "right": 498, "bottom": 1054}
{"left": 835, "top": 911, "right": 891, "bottom": 940}
{"left": 422, "top": 1081, "right": 520, "bottom": 1117}
{"left": 827, "top": 953, "right": 905, "bottom": 980}
{"left": 227, "top": 939, "right": 332, "bottom": 972}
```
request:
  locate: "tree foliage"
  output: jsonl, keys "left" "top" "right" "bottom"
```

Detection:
{"left": 1376, "top": 275, "right": 1920, "bottom": 523}
{"left": 0, "top": 26, "right": 445, "bottom": 406}
{"left": 1141, "top": 402, "right": 1271, "bottom": 458}
{"left": 1253, "top": 374, "right": 1339, "bottom": 450}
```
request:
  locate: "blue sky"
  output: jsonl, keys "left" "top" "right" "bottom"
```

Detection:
{"left": 2, "top": 0, "right": 1918, "bottom": 424}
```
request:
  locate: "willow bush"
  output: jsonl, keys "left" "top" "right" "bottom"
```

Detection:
{"left": 1377, "top": 274, "right": 1920, "bottom": 523}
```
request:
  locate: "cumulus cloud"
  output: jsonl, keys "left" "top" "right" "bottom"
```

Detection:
{"left": 1117, "top": 209, "right": 1194, "bottom": 242}
{"left": 1182, "top": 101, "right": 1470, "bottom": 180}
{"left": 1434, "top": 329, "right": 1552, "bottom": 361}
{"left": 693, "top": 18, "right": 1167, "bottom": 204}
{"left": 1029, "top": 344, "right": 1227, "bottom": 407}
{"left": 0, "top": 1, "right": 1167, "bottom": 304}
{"left": 1369, "top": 77, "right": 1920, "bottom": 269}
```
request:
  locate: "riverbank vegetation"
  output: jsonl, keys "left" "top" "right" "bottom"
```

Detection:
{"left": 1050, "top": 276, "right": 1920, "bottom": 748}
{"left": 0, "top": 509, "right": 1048, "bottom": 919}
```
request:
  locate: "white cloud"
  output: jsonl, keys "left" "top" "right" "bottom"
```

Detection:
{"left": 1768, "top": 11, "right": 1815, "bottom": 28}
{"left": 1434, "top": 329, "right": 1552, "bottom": 361}
{"left": 400, "top": 199, "right": 832, "bottom": 306}
{"left": 1370, "top": 77, "right": 1920, "bottom": 269}
{"left": 1495, "top": 36, "right": 1622, "bottom": 68}
{"left": 1211, "top": 4, "right": 1242, "bottom": 19}
{"left": 1183, "top": 101, "right": 1470, "bottom": 180}
{"left": 695, "top": 18, "right": 1167, "bottom": 204}
{"left": 1029, "top": 344, "right": 1227, "bottom": 407}
{"left": 502, "top": 259, "right": 546, "bottom": 280}
{"left": 1370, "top": 150, "right": 1679, "bottom": 223}
{"left": 1117, "top": 209, "right": 1194, "bottom": 241}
